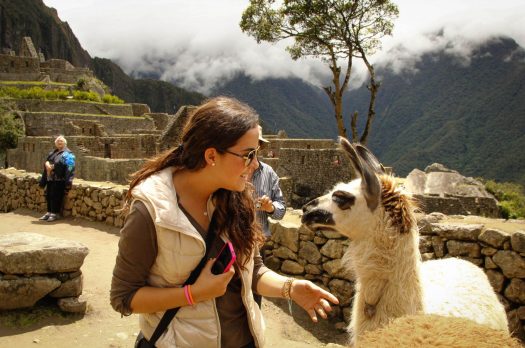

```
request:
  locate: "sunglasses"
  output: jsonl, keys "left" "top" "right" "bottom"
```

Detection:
{"left": 223, "top": 146, "right": 260, "bottom": 167}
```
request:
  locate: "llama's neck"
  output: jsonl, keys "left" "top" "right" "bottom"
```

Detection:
{"left": 347, "top": 214, "right": 423, "bottom": 341}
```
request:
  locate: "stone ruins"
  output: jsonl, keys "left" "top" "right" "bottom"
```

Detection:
{"left": 1, "top": 37, "right": 499, "bottom": 215}
{"left": 1, "top": 37, "right": 523, "bottom": 341}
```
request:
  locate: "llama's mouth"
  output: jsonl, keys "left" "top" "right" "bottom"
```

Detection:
{"left": 301, "top": 223, "right": 337, "bottom": 233}
{"left": 301, "top": 209, "right": 335, "bottom": 226}
{"left": 313, "top": 225, "right": 337, "bottom": 233}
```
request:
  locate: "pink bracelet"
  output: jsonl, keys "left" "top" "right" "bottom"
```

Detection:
{"left": 183, "top": 285, "right": 193, "bottom": 306}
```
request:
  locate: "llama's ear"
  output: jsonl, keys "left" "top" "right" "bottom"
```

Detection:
{"left": 339, "top": 137, "right": 381, "bottom": 211}
{"left": 355, "top": 144, "right": 386, "bottom": 175}
{"left": 339, "top": 137, "right": 364, "bottom": 178}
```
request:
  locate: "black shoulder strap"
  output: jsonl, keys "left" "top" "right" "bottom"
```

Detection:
{"left": 148, "top": 214, "right": 219, "bottom": 345}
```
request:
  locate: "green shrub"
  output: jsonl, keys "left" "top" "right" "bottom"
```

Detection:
{"left": 102, "top": 94, "right": 124, "bottom": 104}
{"left": 76, "top": 78, "right": 87, "bottom": 90}
{"left": 72, "top": 90, "right": 101, "bottom": 102}
{"left": 0, "top": 106, "right": 24, "bottom": 153}
{"left": 484, "top": 180, "right": 525, "bottom": 219}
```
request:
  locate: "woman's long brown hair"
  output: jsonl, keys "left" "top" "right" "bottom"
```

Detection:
{"left": 125, "top": 96, "right": 264, "bottom": 266}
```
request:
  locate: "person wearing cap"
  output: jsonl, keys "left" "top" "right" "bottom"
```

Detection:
{"left": 247, "top": 126, "right": 286, "bottom": 307}
{"left": 246, "top": 126, "right": 286, "bottom": 244}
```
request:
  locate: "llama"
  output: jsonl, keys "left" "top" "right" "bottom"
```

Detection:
{"left": 301, "top": 138, "right": 509, "bottom": 345}
{"left": 358, "top": 314, "right": 521, "bottom": 348}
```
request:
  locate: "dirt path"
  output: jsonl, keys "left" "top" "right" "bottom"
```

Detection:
{"left": 0, "top": 209, "right": 348, "bottom": 348}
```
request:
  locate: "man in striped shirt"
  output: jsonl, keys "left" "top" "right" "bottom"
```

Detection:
{"left": 248, "top": 127, "right": 286, "bottom": 307}
{"left": 247, "top": 126, "right": 286, "bottom": 240}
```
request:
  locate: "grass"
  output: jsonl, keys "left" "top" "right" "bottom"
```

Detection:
{"left": 0, "top": 86, "right": 124, "bottom": 104}
{"left": 483, "top": 179, "right": 525, "bottom": 219}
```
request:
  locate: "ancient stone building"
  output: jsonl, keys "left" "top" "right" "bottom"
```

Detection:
{"left": 0, "top": 37, "right": 92, "bottom": 83}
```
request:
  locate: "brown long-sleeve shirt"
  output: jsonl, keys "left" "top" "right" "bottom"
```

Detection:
{"left": 111, "top": 201, "right": 270, "bottom": 347}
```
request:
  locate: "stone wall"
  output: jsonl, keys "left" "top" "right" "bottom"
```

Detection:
{"left": 40, "top": 59, "right": 75, "bottom": 70}
{"left": 416, "top": 194, "right": 500, "bottom": 218}
{"left": 39, "top": 59, "right": 94, "bottom": 84}
{"left": 265, "top": 213, "right": 525, "bottom": 340}
{"left": 5, "top": 136, "right": 52, "bottom": 175}
{"left": 5, "top": 137, "right": 150, "bottom": 184}
{"left": 0, "top": 54, "right": 40, "bottom": 73}
{"left": 276, "top": 148, "right": 353, "bottom": 207}
{"left": 21, "top": 112, "right": 156, "bottom": 136}
{"left": 159, "top": 105, "right": 196, "bottom": 151}
{"left": 262, "top": 138, "right": 336, "bottom": 158}
{"left": 1, "top": 170, "right": 524, "bottom": 338}
{"left": 76, "top": 157, "right": 145, "bottom": 184}
{"left": 0, "top": 169, "right": 127, "bottom": 227}
{"left": 0, "top": 72, "right": 45, "bottom": 81}
{"left": 146, "top": 113, "right": 170, "bottom": 131}
{"left": 73, "top": 136, "right": 158, "bottom": 160}
{"left": 10, "top": 99, "right": 139, "bottom": 116}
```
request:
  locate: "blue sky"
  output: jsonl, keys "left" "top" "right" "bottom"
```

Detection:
{"left": 43, "top": 0, "right": 525, "bottom": 93}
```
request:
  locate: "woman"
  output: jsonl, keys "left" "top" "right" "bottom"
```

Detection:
{"left": 39, "top": 135, "right": 75, "bottom": 222}
{"left": 110, "top": 97, "right": 338, "bottom": 348}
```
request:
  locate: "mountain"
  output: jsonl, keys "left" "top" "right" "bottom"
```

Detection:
{"left": 0, "top": 0, "right": 91, "bottom": 68}
{"left": 0, "top": 0, "right": 205, "bottom": 113}
{"left": 212, "top": 74, "right": 336, "bottom": 138}
{"left": 344, "top": 38, "right": 525, "bottom": 185}
{"left": 217, "top": 38, "right": 525, "bottom": 186}
{"left": 2, "top": 0, "right": 524, "bottom": 186}
{"left": 92, "top": 58, "right": 205, "bottom": 113}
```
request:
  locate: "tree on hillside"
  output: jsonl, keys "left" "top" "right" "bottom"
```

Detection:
{"left": 240, "top": 0, "right": 398, "bottom": 143}
{"left": 0, "top": 104, "right": 24, "bottom": 167}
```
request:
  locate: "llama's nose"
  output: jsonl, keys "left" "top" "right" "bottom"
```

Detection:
{"left": 302, "top": 198, "right": 319, "bottom": 213}
{"left": 301, "top": 209, "right": 335, "bottom": 225}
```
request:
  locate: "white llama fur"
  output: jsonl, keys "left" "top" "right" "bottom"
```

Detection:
{"left": 301, "top": 139, "right": 509, "bottom": 345}
{"left": 358, "top": 314, "right": 521, "bottom": 348}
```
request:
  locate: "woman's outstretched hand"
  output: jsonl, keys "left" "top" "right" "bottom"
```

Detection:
{"left": 192, "top": 258, "right": 235, "bottom": 303}
{"left": 291, "top": 280, "right": 339, "bottom": 322}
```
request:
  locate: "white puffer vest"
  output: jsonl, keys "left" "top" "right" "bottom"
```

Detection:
{"left": 132, "top": 167, "right": 266, "bottom": 348}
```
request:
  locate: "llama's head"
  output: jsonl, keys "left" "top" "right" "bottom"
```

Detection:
{"left": 301, "top": 137, "right": 416, "bottom": 241}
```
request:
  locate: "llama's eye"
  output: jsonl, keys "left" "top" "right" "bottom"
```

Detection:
{"left": 332, "top": 190, "right": 355, "bottom": 210}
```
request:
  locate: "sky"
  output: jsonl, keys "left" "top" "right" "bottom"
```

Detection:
{"left": 43, "top": 0, "right": 525, "bottom": 94}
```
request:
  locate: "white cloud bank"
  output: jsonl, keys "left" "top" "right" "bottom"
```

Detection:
{"left": 44, "top": 0, "right": 525, "bottom": 93}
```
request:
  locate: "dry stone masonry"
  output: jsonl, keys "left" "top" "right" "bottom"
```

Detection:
{"left": 0, "top": 232, "right": 89, "bottom": 313}
{"left": 0, "top": 169, "right": 127, "bottom": 228}
{"left": 405, "top": 163, "right": 500, "bottom": 217}
{"left": 265, "top": 212, "right": 525, "bottom": 340}
{"left": 1, "top": 168, "right": 525, "bottom": 339}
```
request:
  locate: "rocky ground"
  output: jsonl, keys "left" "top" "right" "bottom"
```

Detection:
{"left": 0, "top": 209, "right": 348, "bottom": 348}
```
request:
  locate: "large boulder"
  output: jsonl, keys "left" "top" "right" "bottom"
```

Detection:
{"left": 405, "top": 164, "right": 493, "bottom": 198}
{"left": 0, "top": 232, "right": 89, "bottom": 274}
{"left": 0, "top": 276, "right": 61, "bottom": 309}
{"left": 404, "top": 164, "right": 499, "bottom": 217}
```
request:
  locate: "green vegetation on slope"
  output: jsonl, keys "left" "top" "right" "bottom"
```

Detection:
{"left": 213, "top": 73, "right": 336, "bottom": 138}
{"left": 92, "top": 58, "right": 205, "bottom": 112}
{"left": 346, "top": 38, "right": 525, "bottom": 186}
{"left": 0, "top": 103, "right": 24, "bottom": 161}
{"left": 484, "top": 180, "right": 525, "bottom": 219}
{"left": 0, "top": 86, "right": 124, "bottom": 104}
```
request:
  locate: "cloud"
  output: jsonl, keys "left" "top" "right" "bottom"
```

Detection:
{"left": 43, "top": 0, "right": 525, "bottom": 93}
{"left": 375, "top": 0, "right": 525, "bottom": 73}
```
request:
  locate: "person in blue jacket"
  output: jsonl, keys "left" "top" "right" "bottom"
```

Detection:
{"left": 39, "top": 135, "right": 75, "bottom": 222}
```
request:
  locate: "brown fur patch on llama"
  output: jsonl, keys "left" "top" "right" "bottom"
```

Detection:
{"left": 380, "top": 175, "right": 417, "bottom": 234}
{"left": 357, "top": 314, "right": 522, "bottom": 348}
